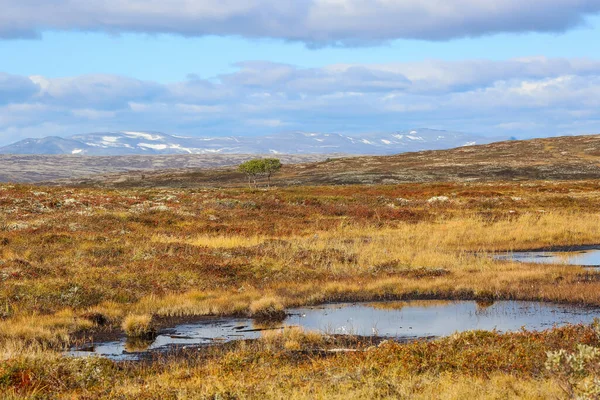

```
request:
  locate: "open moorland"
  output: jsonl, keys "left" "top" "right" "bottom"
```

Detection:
{"left": 3, "top": 174, "right": 600, "bottom": 398}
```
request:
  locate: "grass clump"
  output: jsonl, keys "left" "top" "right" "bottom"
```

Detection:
{"left": 263, "top": 327, "right": 325, "bottom": 352}
{"left": 121, "top": 314, "right": 155, "bottom": 339}
{"left": 249, "top": 296, "right": 286, "bottom": 321}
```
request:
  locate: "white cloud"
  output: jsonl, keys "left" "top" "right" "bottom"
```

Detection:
{"left": 0, "top": 73, "right": 40, "bottom": 104}
{"left": 31, "top": 74, "right": 165, "bottom": 108}
{"left": 71, "top": 109, "right": 117, "bottom": 119}
{"left": 175, "top": 104, "right": 224, "bottom": 114}
{"left": 247, "top": 119, "right": 287, "bottom": 127}
{"left": 2, "top": 57, "right": 600, "bottom": 143}
{"left": 0, "top": 1, "right": 598, "bottom": 45}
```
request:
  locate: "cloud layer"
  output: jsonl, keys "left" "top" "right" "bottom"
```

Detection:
{"left": 1, "top": 57, "right": 600, "bottom": 144}
{"left": 0, "top": 0, "right": 599, "bottom": 44}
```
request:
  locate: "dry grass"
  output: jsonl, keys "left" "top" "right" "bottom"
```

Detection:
{"left": 121, "top": 314, "right": 155, "bottom": 338}
{"left": 2, "top": 181, "right": 600, "bottom": 397}
{"left": 0, "top": 310, "right": 93, "bottom": 349}
{"left": 2, "top": 182, "right": 600, "bottom": 339}
{"left": 4, "top": 324, "right": 595, "bottom": 399}
{"left": 248, "top": 296, "right": 286, "bottom": 321}
{"left": 153, "top": 233, "right": 267, "bottom": 249}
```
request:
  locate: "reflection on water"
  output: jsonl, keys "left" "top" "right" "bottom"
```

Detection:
{"left": 125, "top": 338, "right": 155, "bottom": 353}
{"left": 69, "top": 317, "right": 265, "bottom": 361}
{"left": 475, "top": 300, "right": 496, "bottom": 311}
{"left": 69, "top": 301, "right": 600, "bottom": 361}
{"left": 366, "top": 300, "right": 452, "bottom": 311}
{"left": 495, "top": 248, "right": 600, "bottom": 267}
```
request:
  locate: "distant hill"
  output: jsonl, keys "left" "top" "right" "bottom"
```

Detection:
{"left": 52, "top": 134, "right": 600, "bottom": 188}
{"left": 0, "top": 153, "right": 338, "bottom": 183}
{"left": 0, "top": 129, "right": 504, "bottom": 156}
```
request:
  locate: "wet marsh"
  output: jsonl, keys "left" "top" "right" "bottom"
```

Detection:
{"left": 70, "top": 300, "right": 600, "bottom": 361}
{"left": 3, "top": 180, "right": 600, "bottom": 398}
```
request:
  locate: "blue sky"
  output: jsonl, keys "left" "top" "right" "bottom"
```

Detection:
{"left": 1, "top": 1, "right": 600, "bottom": 145}
{"left": 3, "top": 19, "right": 600, "bottom": 82}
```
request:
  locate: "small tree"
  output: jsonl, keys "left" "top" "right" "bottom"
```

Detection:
{"left": 238, "top": 158, "right": 282, "bottom": 187}
{"left": 238, "top": 159, "right": 264, "bottom": 187}
{"left": 263, "top": 158, "right": 282, "bottom": 186}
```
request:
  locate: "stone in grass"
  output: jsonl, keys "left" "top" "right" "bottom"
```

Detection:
{"left": 427, "top": 196, "right": 450, "bottom": 204}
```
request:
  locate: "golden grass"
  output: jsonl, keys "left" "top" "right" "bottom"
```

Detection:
{"left": 121, "top": 314, "right": 155, "bottom": 338}
{"left": 0, "top": 310, "right": 93, "bottom": 349}
{"left": 96, "top": 211, "right": 600, "bottom": 322}
{"left": 153, "top": 233, "right": 267, "bottom": 248}
{"left": 2, "top": 315, "right": 598, "bottom": 398}
{"left": 94, "top": 373, "right": 563, "bottom": 400}
{"left": 249, "top": 296, "right": 286, "bottom": 320}
{"left": 2, "top": 181, "right": 600, "bottom": 397}
{"left": 261, "top": 327, "right": 325, "bottom": 351}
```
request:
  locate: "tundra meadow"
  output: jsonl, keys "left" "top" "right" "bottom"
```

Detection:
{"left": 1, "top": 180, "right": 600, "bottom": 398}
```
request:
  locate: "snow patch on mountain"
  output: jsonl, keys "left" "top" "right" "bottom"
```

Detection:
{"left": 122, "top": 131, "right": 163, "bottom": 141}
{"left": 138, "top": 143, "right": 168, "bottom": 150}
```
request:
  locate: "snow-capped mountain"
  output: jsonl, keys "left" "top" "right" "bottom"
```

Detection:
{"left": 0, "top": 129, "right": 508, "bottom": 156}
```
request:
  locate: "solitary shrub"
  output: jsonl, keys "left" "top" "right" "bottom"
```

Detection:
{"left": 238, "top": 158, "right": 282, "bottom": 187}
{"left": 121, "top": 314, "right": 155, "bottom": 339}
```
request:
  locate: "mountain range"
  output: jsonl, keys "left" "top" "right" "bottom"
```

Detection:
{"left": 0, "top": 129, "right": 509, "bottom": 156}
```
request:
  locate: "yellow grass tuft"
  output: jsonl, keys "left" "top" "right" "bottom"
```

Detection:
{"left": 249, "top": 296, "right": 286, "bottom": 320}
{"left": 0, "top": 310, "right": 93, "bottom": 349}
{"left": 262, "top": 326, "right": 325, "bottom": 351}
{"left": 153, "top": 234, "right": 267, "bottom": 249}
{"left": 121, "top": 314, "right": 155, "bottom": 338}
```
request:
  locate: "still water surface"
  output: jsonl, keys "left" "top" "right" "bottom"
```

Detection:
{"left": 494, "top": 248, "right": 600, "bottom": 267}
{"left": 70, "top": 300, "right": 600, "bottom": 361}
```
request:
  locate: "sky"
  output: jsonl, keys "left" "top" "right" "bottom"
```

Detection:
{"left": 1, "top": 0, "right": 600, "bottom": 145}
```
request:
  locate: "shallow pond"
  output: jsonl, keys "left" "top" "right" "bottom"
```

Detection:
{"left": 69, "top": 300, "right": 600, "bottom": 361}
{"left": 495, "top": 247, "right": 600, "bottom": 267}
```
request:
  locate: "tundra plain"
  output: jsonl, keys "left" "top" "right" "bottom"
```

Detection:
{"left": 2, "top": 177, "right": 600, "bottom": 398}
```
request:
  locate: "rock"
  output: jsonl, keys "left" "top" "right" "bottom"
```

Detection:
{"left": 68, "top": 223, "right": 82, "bottom": 231}
{"left": 149, "top": 205, "right": 170, "bottom": 212}
{"left": 427, "top": 196, "right": 450, "bottom": 203}
{"left": 6, "top": 223, "right": 29, "bottom": 231}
